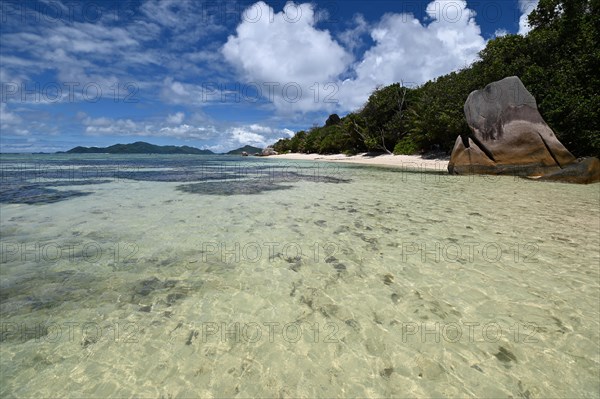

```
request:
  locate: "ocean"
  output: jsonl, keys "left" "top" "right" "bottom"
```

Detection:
{"left": 1, "top": 154, "right": 598, "bottom": 397}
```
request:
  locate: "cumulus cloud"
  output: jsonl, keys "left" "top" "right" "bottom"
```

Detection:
{"left": 518, "top": 0, "right": 539, "bottom": 35}
{"left": 229, "top": 125, "right": 294, "bottom": 148}
{"left": 337, "top": 14, "right": 370, "bottom": 52}
{"left": 338, "top": 0, "right": 486, "bottom": 110}
{"left": 223, "top": 1, "right": 487, "bottom": 113}
{"left": 4, "top": 0, "right": 513, "bottom": 151}
{"left": 230, "top": 128, "right": 266, "bottom": 147}
{"left": 221, "top": 1, "right": 352, "bottom": 113}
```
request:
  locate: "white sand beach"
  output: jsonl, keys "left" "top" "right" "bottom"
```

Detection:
{"left": 265, "top": 153, "right": 450, "bottom": 171}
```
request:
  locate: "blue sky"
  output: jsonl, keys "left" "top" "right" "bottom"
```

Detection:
{"left": 0, "top": 0, "right": 538, "bottom": 153}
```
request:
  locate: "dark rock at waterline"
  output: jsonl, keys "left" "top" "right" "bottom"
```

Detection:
{"left": 448, "top": 76, "right": 591, "bottom": 181}
{"left": 537, "top": 157, "right": 600, "bottom": 184}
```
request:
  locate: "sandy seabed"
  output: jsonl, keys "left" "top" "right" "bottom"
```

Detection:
{"left": 265, "top": 153, "right": 450, "bottom": 171}
{"left": 2, "top": 154, "right": 599, "bottom": 398}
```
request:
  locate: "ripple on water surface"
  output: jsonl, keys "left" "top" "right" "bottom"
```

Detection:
{"left": 1, "top": 155, "right": 599, "bottom": 398}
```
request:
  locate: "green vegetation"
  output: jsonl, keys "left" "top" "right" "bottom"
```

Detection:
{"left": 65, "top": 141, "right": 214, "bottom": 154}
{"left": 226, "top": 145, "right": 263, "bottom": 155}
{"left": 273, "top": 0, "right": 599, "bottom": 158}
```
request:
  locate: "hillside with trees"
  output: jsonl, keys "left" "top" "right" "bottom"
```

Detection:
{"left": 65, "top": 141, "right": 214, "bottom": 154}
{"left": 273, "top": 0, "right": 599, "bottom": 158}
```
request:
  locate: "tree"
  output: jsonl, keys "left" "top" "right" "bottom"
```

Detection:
{"left": 357, "top": 82, "right": 410, "bottom": 153}
{"left": 272, "top": 0, "right": 599, "bottom": 157}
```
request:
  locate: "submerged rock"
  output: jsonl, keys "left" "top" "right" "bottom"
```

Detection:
{"left": 176, "top": 181, "right": 294, "bottom": 195}
{"left": 448, "top": 76, "right": 598, "bottom": 183}
{"left": 0, "top": 183, "right": 93, "bottom": 204}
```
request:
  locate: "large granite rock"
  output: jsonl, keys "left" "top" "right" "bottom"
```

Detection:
{"left": 448, "top": 76, "right": 578, "bottom": 177}
{"left": 261, "top": 147, "right": 278, "bottom": 156}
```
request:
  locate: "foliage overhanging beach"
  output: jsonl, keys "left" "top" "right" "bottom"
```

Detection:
{"left": 266, "top": 153, "right": 450, "bottom": 171}
{"left": 272, "top": 1, "right": 599, "bottom": 159}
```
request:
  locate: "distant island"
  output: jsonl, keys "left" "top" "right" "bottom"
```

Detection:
{"left": 226, "top": 145, "right": 263, "bottom": 155}
{"left": 60, "top": 142, "right": 270, "bottom": 155}
{"left": 62, "top": 141, "right": 214, "bottom": 155}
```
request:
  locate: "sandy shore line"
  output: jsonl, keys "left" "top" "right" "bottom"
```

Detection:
{"left": 264, "top": 153, "right": 450, "bottom": 171}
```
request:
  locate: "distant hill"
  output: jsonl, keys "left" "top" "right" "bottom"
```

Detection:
{"left": 64, "top": 141, "right": 214, "bottom": 155}
{"left": 226, "top": 145, "right": 263, "bottom": 155}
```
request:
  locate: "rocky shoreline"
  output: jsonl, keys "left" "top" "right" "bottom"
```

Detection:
{"left": 448, "top": 76, "right": 599, "bottom": 184}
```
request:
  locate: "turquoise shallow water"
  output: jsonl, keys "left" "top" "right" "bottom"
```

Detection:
{"left": 1, "top": 154, "right": 599, "bottom": 398}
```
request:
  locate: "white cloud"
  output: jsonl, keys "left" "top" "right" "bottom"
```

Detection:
{"left": 157, "top": 124, "right": 216, "bottom": 140}
{"left": 229, "top": 125, "right": 294, "bottom": 148}
{"left": 337, "top": 14, "right": 370, "bottom": 52}
{"left": 0, "top": 21, "right": 157, "bottom": 100}
{"left": 0, "top": 0, "right": 228, "bottom": 107}
{"left": 140, "top": 0, "right": 225, "bottom": 46}
{"left": 0, "top": 104, "right": 33, "bottom": 137}
{"left": 83, "top": 116, "right": 138, "bottom": 135}
{"left": 223, "top": 1, "right": 487, "bottom": 114}
{"left": 337, "top": 0, "right": 486, "bottom": 110}
{"left": 81, "top": 115, "right": 199, "bottom": 138}
{"left": 166, "top": 112, "right": 185, "bottom": 124}
{"left": 141, "top": 0, "right": 187, "bottom": 29}
{"left": 222, "top": 1, "right": 352, "bottom": 113}
{"left": 0, "top": 104, "right": 32, "bottom": 138}
{"left": 230, "top": 128, "right": 266, "bottom": 146}
{"left": 3, "top": 0, "right": 514, "bottom": 151}
{"left": 518, "top": 0, "right": 539, "bottom": 35}
{"left": 0, "top": 103, "right": 22, "bottom": 126}
{"left": 160, "top": 77, "right": 217, "bottom": 106}
{"left": 79, "top": 114, "right": 291, "bottom": 150}
{"left": 47, "top": 23, "right": 140, "bottom": 54}
{"left": 494, "top": 29, "right": 509, "bottom": 37}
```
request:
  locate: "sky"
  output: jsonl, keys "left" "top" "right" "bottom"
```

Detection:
{"left": 0, "top": 0, "right": 539, "bottom": 153}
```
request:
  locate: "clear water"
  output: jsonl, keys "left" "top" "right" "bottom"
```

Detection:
{"left": 1, "top": 154, "right": 598, "bottom": 398}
